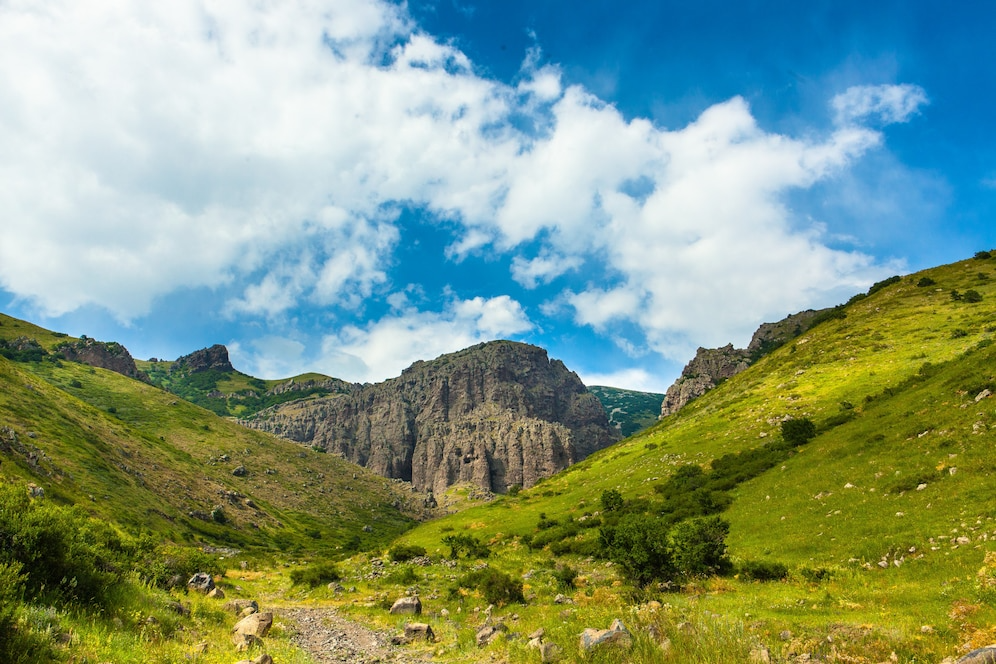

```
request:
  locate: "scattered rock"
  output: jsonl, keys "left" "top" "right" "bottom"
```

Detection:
{"left": 207, "top": 587, "right": 226, "bottom": 599}
{"left": 235, "top": 655, "right": 273, "bottom": 664}
{"left": 476, "top": 623, "right": 507, "bottom": 647}
{"left": 751, "top": 645, "right": 772, "bottom": 663}
{"left": 528, "top": 628, "right": 545, "bottom": 640}
{"left": 956, "top": 646, "right": 996, "bottom": 663}
{"left": 165, "top": 601, "right": 190, "bottom": 616}
{"left": 187, "top": 572, "right": 215, "bottom": 593}
{"left": 233, "top": 465, "right": 248, "bottom": 477}
{"left": 233, "top": 611, "right": 273, "bottom": 639}
{"left": 232, "top": 633, "right": 262, "bottom": 651}
{"left": 540, "top": 641, "right": 561, "bottom": 662}
{"left": 389, "top": 596, "right": 422, "bottom": 615}
{"left": 404, "top": 622, "right": 435, "bottom": 641}
{"left": 27, "top": 483, "right": 45, "bottom": 498}
{"left": 579, "top": 618, "right": 632, "bottom": 651}
{"left": 224, "top": 599, "right": 259, "bottom": 615}
{"left": 976, "top": 389, "right": 991, "bottom": 402}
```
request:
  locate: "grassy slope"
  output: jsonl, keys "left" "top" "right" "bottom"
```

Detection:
{"left": 335, "top": 256, "right": 996, "bottom": 662}
{"left": 0, "top": 337, "right": 417, "bottom": 555}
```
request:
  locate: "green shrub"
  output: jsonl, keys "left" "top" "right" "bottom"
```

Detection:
{"left": 139, "top": 542, "right": 224, "bottom": 589}
{"left": 441, "top": 534, "right": 490, "bottom": 559}
{"left": 738, "top": 560, "right": 788, "bottom": 581}
{"left": 554, "top": 564, "right": 578, "bottom": 590}
{"left": 452, "top": 568, "right": 524, "bottom": 606}
{"left": 386, "top": 566, "right": 419, "bottom": 585}
{"left": 600, "top": 489, "right": 624, "bottom": 513}
{"left": 964, "top": 289, "right": 983, "bottom": 303}
{"left": 781, "top": 417, "right": 816, "bottom": 446}
{"left": 289, "top": 561, "right": 341, "bottom": 588}
{"left": 0, "top": 483, "right": 131, "bottom": 606}
{"left": 599, "top": 513, "right": 676, "bottom": 586}
{"left": 867, "top": 275, "right": 901, "bottom": 296}
{"left": 975, "top": 250, "right": 992, "bottom": 260}
{"left": 388, "top": 543, "right": 427, "bottom": 562}
{"left": 916, "top": 276, "right": 937, "bottom": 287}
{"left": 668, "top": 516, "right": 732, "bottom": 578}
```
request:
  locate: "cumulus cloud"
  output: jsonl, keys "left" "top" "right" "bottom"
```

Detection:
{"left": 578, "top": 368, "right": 670, "bottom": 394}
{"left": 316, "top": 294, "right": 533, "bottom": 382}
{"left": 0, "top": 0, "right": 926, "bottom": 375}
{"left": 832, "top": 83, "right": 929, "bottom": 126}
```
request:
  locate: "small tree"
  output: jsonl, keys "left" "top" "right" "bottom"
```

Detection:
{"left": 668, "top": 516, "right": 732, "bottom": 578}
{"left": 600, "top": 489, "right": 624, "bottom": 513}
{"left": 781, "top": 417, "right": 816, "bottom": 447}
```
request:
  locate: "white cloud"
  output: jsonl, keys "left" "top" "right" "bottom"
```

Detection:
{"left": 0, "top": 1, "right": 926, "bottom": 376}
{"left": 578, "top": 368, "right": 670, "bottom": 394}
{"left": 317, "top": 294, "right": 533, "bottom": 382}
{"left": 832, "top": 84, "right": 929, "bottom": 126}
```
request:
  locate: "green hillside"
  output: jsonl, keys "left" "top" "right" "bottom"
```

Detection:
{"left": 588, "top": 385, "right": 664, "bottom": 436}
{"left": 0, "top": 316, "right": 418, "bottom": 554}
{"left": 326, "top": 253, "right": 996, "bottom": 663}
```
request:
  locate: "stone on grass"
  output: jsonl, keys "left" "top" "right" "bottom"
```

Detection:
{"left": 476, "top": 623, "right": 507, "bottom": 647}
{"left": 540, "top": 642, "right": 561, "bottom": 663}
{"left": 389, "top": 596, "right": 422, "bottom": 615}
{"left": 233, "top": 611, "right": 273, "bottom": 638}
{"left": 224, "top": 599, "right": 259, "bottom": 615}
{"left": 187, "top": 572, "right": 215, "bottom": 593}
{"left": 957, "top": 646, "right": 996, "bottom": 663}
{"left": 404, "top": 623, "right": 435, "bottom": 641}
{"left": 579, "top": 619, "right": 632, "bottom": 651}
{"left": 207, "top": 586, "right": 225, "bottom": 599}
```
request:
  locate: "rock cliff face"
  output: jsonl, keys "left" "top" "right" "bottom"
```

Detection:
{"left": 660, "top": 309, "right": 828, "bottom": 418}
{"left": 171, "top": 344, "right": 235, "bottom": 374}
{"left": 56, "top": 337, "right": 146, "bottom": 381}
{"left": 244, "top": 341, "right": 619, "bottom": 495}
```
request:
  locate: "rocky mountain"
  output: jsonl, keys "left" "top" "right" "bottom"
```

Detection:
{"left": 587, "top": 385, "right": 664, "bottom": 437}
{"left": 659, "top": 308, "right": 826, "bottom": 417}
{"left": 243, "top": 340, "right": 620, "bottom": 495}
{"left": 55, "top": 335, "right": 147, "bottom": 381}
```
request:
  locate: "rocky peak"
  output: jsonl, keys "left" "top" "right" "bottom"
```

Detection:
{"left": 244, "top": 340, "right": 619, "bottom": 495}
{"left": 172, "top": 344, "right": 234, "bottom": 374}
{"left": 660, "top": 308, "right": 830, "bottom": 418}
{"left": 56, "top": 336, "right": 146, "bottom": 381}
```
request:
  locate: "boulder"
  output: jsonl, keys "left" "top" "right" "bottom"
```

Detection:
{"left": 207, "top": 587, "right": 225, "bottom": 599}
{"left": 404, "top": 623, "right": 435, "bottom": 641}
{"left": 579, "top": 618, "right": 632, "bottom": 651}
{"left": 957, "top": 646, "right": 996, "bottom": 663}
{"left": 389, "top": 596, "right": 422, "bottom": 615}
{"left": 476, "top": 623, "right": 507, "bottom": 647}
{"left": 224, "top": 599, "right": 259, "bottom": 615}
{"left": 232, "top": 632, "right": 262, "bottom": 651}
{"left": 187, "top": 572, "right": 215, "bottom": 593}
{"left": 233, "top": 611, "right": 273, "bottom": 639}
{"left": 540, "top": 642, "right": 561, "bottom": 663}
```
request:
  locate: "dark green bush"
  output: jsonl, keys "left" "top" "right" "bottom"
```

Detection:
{"left": 867, "top": 275, "right": 901, "bottom": 296}
{"left": 553, "top": 564, "right": 578, "bottom": 590}
{"left": 599, "top": 513, "right": 676, "bottom": 586}
{"left": 0, "top": 483, "right": 131, "bottom": 606}
{"left": 441, "top": 534, "right": 490, "bottom": 559}
{"left": 388, "top": 543, "right": 427, "bottom": 562}
{"left": 385, "top": 566, "right": 419, "bottom": 585}
{"left": 600, "top": 489, "right": 624, "bottom": 512}
{"left": 916, "top": 276, "right": 937, "bottom": 287}
{"left": 452, "top": 568, "right": 524, "bottom": 606}
{"left": 289, "top": 561, "right": 341, "bottom": 588}
{"left": 975, "top": 250, "right": 992, "bottom": 260}
{"left": 781, "top": 418, "right": 816, "bottom": 446}
{"left": 668, "top": 516, "right": 732, "bottom": 578}
{"left": 964, "top": 290, "right": 983, "bottom": 303}
{"left": 738, "top": 560, "right": 788, "bottom": 581}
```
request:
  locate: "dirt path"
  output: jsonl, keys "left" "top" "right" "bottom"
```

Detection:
{"left": 280, "top": 606, "right": 434, "bottom": 664}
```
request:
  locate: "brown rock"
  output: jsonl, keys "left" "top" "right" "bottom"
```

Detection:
{"left": 233, "top": 611, "right": 273, "bottom": 638}
{"left": 389, "top": 596, "right": 422, "bottom": 615}
{"left": 224, "top": 599, "right": 260, "bottom": 615}
{"left": 207, "top": 587, "right": 225, "bottom": 599}
{"left": 242, "top": 341, "right": 619, "bottom": 494}
{"left": 579, "top": 618, "right": 632, "bottom": 651}
{"left": 404, "top": 623, "right": 435, "bottom": 641}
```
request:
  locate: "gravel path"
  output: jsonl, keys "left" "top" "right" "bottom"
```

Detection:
{"left": 280, "top": 606, "right": 434, "bottom": 664}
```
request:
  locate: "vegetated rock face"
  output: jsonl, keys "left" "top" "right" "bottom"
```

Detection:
{"left": 244, "top": 340, "right": 619, "bottom": 495}
{"left": 660, "top": 309, "right": 826, "bottom": 418}
{"left": 171, "top": 344, "right": 235, "bottom": 374}
{"left": 57, "top": 336, "right": 146, "bottom": 381}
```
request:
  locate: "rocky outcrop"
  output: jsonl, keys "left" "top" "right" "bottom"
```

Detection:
{"left": 660, "top": 309, "right": 829, "bottom": 418}
{"left": 56, "top": 336, "right": 146, "bottom": 381}
{"left": 244, "top": 341, "right": 619, "bottom": 494}
{"left": 171, "top": 344, "right": 234, "bottom": 374}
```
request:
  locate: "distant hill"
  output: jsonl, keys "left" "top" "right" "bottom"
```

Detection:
{"left": 587, "top": 385, "right": 664, "bottom": 437}
{"left": 0, "top": 313, "right": 422, "bottom": 554}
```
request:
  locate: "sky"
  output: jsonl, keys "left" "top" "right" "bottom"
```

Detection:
{"left": 1, "top": 0, "right": 993, "bottom": 393}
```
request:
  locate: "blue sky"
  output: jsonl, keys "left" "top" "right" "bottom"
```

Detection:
{"left": 1, "top": 1, "right": 993, "bottom": 392}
